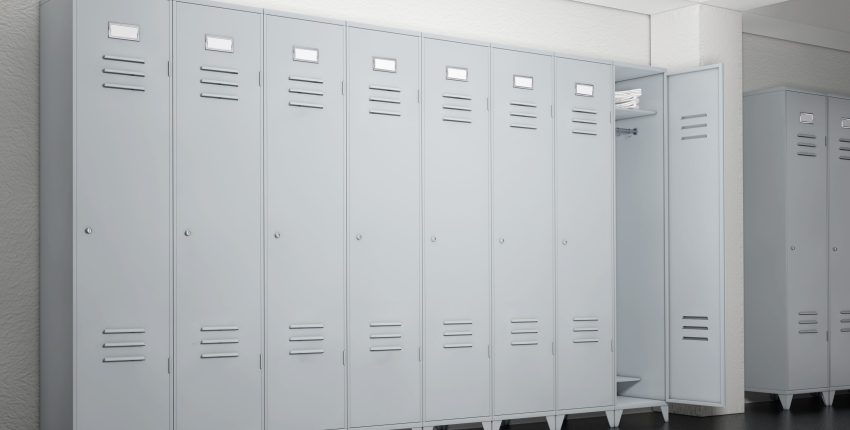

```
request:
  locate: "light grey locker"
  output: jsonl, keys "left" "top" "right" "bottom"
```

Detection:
{"left": 785, "top": 91, "right": 829, "bottom": 392}
{"left": 491, "top": 47, "right": 555, "bottom": 417}
{"left": 174, "top": 3, "right": 263, "bottom": 430}
{"left": 347, "top": 25, "right": 422, "bottom": 428}
{"left": 554, "top": 57, "right": 615, "bottom": 411}
{"left": 422, "top": 36, "right": 491, "bottom": 423}
{"left": 73, "top": 1, "right": 172, "bottom": 429}
{"left": 829, "top": 96, "right": 850, "bottom": 390}
{"left": 265, "top": 14, "right": 346, "bottom": 430}
{"left": 666, "top": 66, "right": 725, "bottom": 406}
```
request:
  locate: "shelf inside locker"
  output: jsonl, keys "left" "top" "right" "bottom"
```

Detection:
{"left": 615, "top": 107, "right": 657, "bottom": 120}
{"left": 616, "top": 396, "right": 667, "bottom": 410}
{"left": 616, "top": 375, "right": 642, "bottom": 384}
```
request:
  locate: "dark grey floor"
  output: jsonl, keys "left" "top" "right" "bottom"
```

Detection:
{"left": 497, "top": 393, "right": 850, "bottom": 430}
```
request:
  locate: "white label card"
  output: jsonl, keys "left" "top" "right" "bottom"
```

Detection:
{"left": 800, "top": 112, "right": 814, "bottom": 124}
{"left": 446, "top": 66, "right": 468, "bottom": 81}
{"left": 842, "top": 118, "right": 850, "bottom": 129}
{"left": 293, "top": 47, "right": 319, "bottom": 63}
{"left": 373, "top": 57, "right": 397, "bottom": 73}
{"left": 576, "top": 83, "right": 595, "bottom": 97}
{"left": 206, "top": 35, "right": 234, "bottom": 53}
{"left": 514, "top": 75, "right": 533, "bottom": 90}
{"left": 108, "top": 22, "right": 140, "bottom": 42}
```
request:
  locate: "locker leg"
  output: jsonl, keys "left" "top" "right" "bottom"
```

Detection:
{"left": 555, "top": 414, "right": 566, "bottom": 430}
{"left": 778, "top": 394, "right": 793, "bottom": 410}
{"left": 822, "top": 390, "right": 836, "bottom": 407}
{"left": 492, "top": 420, "right": 502, "bottom": 429}
{"left": 605, "top": 410, "right": 622, "bottom": 428}
{"left": 659, "top": 405, "right": 669, "bottom": 422}
{"left": 545, "top": 415, "right": 556, "bottom": 430}
{"left": 482, "top": 421, "right": 493, "bottom": 430}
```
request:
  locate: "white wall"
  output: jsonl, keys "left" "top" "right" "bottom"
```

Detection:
{"left": 0, "top": 1, "right": 651, "bottom": 429}
{"left": 744, "top": 33, "right": 850, "bottom": 95}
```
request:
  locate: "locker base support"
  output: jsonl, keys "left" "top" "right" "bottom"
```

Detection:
{"left": 605, "top": 410, "right": 622, "bottom": 428}
{"left": 555, "top": 414, "right": 566, "bottom": 430}
{"left": 653, "top": 405, "right": 669, "bottom": 422}
{"left": 545, "top": 415, "right": 556, "bottom": 429}
{"left": 492, "top": 420, "right": 502, "bottom": 429}
{"left": 778, "top": 394, "right": 793, "bottom": 410}
{"left": 822, "top": 390, "right": 836, "bottom": 407}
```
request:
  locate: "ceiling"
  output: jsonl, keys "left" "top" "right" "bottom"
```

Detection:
{"left": 571, "top": 0, "right": 790, "bottom": 15}
{"left": 747, "top": 0, "right": 850, "bottom": 34}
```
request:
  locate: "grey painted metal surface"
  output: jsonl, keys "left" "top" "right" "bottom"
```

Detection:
{"left": 784, "top": 91, "right": 829, "bottom": 391}
{"left": 265, "top": 15, "right": 346, "bottom": 430}
{"left": 555, "top": 58, "right": 615, "bottom": 411}
{"left": 829, "top": 96, "right": 850, "bottom": 389}
{"left": 422, "top": 37, "right": 491, "bottom": 422}
{"left": 173, "top": 3, "right": 263, "bottom": 429}
{"left": 346, "top": 26, "right": 422, "bottom": 428}
{"left": 667, "top": 66, "right": 725, "bottom": 406}
{"left": 491, "top": 47, "right": 555, "bottom": 416}
{"left": 74, "top": 1, "right": 172, "bottom": 429}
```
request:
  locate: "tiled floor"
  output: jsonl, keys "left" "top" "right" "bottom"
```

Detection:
{"left": 491, "top": 393, "right": 850, "bottom": 429}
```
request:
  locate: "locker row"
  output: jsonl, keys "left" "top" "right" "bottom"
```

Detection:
{"left": 39, "top": 0, "right": 726, "bottom": 429}
{"left": 744, "top": 88, "right": 850, "bottom": 410}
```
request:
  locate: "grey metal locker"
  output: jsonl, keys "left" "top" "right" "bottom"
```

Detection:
{"left": 491, "top": 47, "right": 555, "bottom": 417}
{"left": 422, "top": 36, "right": 491, "bottom": 424}
{"left": 554, "top": 57, "right": 615, "bottom": 412}
{"left": 347, "top": 25, "right": 422, "bottom": 428}
{"left": 174, "top": 3, "right": 263, "bottom": 430}
{"left": 265, "top": 13, "right": 346, "bottom": 430}
{"left": 784, "top": 91, "right": 829, "bottom": 392}
{"left": 829, "top": 96, "right": 850, "bottom": 391}
{"left": 73, "top": 1, "right": 171, "bottom": 429}
{"left": 667, "top": 66, "right": 725, "bottom": 406}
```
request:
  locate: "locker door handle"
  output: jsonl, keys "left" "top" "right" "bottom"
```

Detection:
{"left": 290, "top": 349, "right": 325, "bottom": 355}
{"left": 201, "top": 352, "right": 239, "bottom": 359}
{"left": 103, "top": 356, "right": 146, "bottom": 363}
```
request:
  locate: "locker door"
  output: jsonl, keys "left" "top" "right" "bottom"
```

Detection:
{"left": 74, "top": 1, "right": 170, "bottom": 429}
{"left": 347, "top": 27, "right": 421, "bottom": 428}
{"left": 265, "top": 15, "right": 346, "bottom": 430}
{"left": 666, "top": 66, "right": 725, "bottom": 406}
{"left": 492, "top": 48, "right": 555, "bottom": 416}
{"left": 174, "top": 4, "right": 263, "bottom": 430}
{"left": 828, "top": 97, "right": 850, "bottom": 388}
{"left": 554, "top": 58, "right": 614, "bottom": 410}
{"left": 784, "top": 91, "right": 829, "bottom": 391}
{"left": 422, "top": 37, "right": 490, "bottom": 422}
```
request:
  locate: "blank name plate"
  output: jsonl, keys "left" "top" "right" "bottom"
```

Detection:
{"left": 108, "top": 22, "right": 140, "bottom": 41}
{"left": 293, "top": 47, "right": 319, "bottom": 63}
{"left": 514, "top": 75, "right": 533, "bottom": 90}
{"left": 206, "top": 35, "right": 234, "bottom": 53}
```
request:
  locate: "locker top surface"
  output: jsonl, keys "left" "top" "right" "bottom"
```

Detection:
{"left": 744, "top": 86, "right": 836, "bottom": 98}
{"left": 176, "top": 0, "right": 262, "bottom": 14}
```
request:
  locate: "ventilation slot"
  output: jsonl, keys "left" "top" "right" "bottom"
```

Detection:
{"left": 290, "top": 349, "right": 324, "bottom": 355}
{"left": 370, "top": 334, "right": 401, "bottom": 339}
{"left": 443, "top": 104, "right": 471, "bottom": 112}
{"left": 103, "top": 356, "right": 145, "bottom": 363}
{"left": 443, "top": 93, "right": 471, "bottom": 100}
{"left": 443, "top": 331, "right": 472, "bottom": 337}
{"left": 201, "top": 352, "right": 239, "bottom": 359}
{"left": 797, "top": 133, "right": 817, "bottom": 139}
{"left": 797, "top": 151, "right": 816, "bottom": 157}
{"left": 839, "top": 147, "right": 850, "bottom": 151}
{"left": 201, "top": 79, "right": 238, "bottom": 87}
{"left": 369, "top": 85, "right": 400, "bottom": 93}
{"left": 798, "top": 311, "right": 818, "bottom": 316}
{"left": 201, "top": 339, "right": 239, "bottom": 345}
{"left": 682, "top": 134, "right": 707, "bottom": 141}
{"left": 103, "top": 54, "right": 144, "bottom": 64}
{"left": 797, "top": 142, "right": 817, "bottom": 148}
{"left": 572, "top": 315, "right": 600, "bottom": 344}
{"left": 289, "top": 88, "right": 323, "bottom": 96}
{"left": 572, "top": 108, "right": 597, "bottom": 115}
{"left": 201, "top": 65, "right": 239, "bottom": 75}
{"left": 370, "top": 96, "right": 400, "bottom": 104}
{"left": 443, "top": 320, "right": 472, "bottom": 325}
{"left": 289, "top": 322, "right": 325, "bottom": 356}
{"left": 840, "top": 156, "right": 850, "bottom": 161}
{"left": 201, "top": 325, "right": 239, "bottom": 358}
{"left": 682, "top": 123, "right": 707, "bottom": 130}
{"left": 572, "top": 118, "right": 596, "bottom": 125}
{"left": 103, "top": 68, "right": 145, "bottom": 77}
{"left": 102, "top": 327, "right": 147, "bottom": 363}
{"left": 289, "top": 75, "right": 323, "bottom": 84}
{"left": 444, "top": 343, "right": 473, "bottom": 349}
{"left": 683, "top": 337, "right": 709, "bottom": 341}
{"left": 370, "top": 321, "right": 402, "bottom": 351}
{"left": 290, "top": 323, "right": 324, "bottom": 329}
{"left": 682, "top": 113, "right": 708, "bottom": 120}
{"left": 510, "top": 318, "right": 539, "bottom": 346}
{"left": 510, "top": 112, "right": 537, "bottom": 119}
{"left": 290, "top": 101, "right": 324, "bottom": 109}
{"left": 103, "top": 83, "right": 145, "bottom": 92}
{"left": 799, "top": 329, "right": 819, "bottom": 334}
{"left": 510, "top": 101, "right": 536, "bottom": 108}
{"left": 444, "top": 117, "right": 472, "bottom": 124}
{"left": 370, "top": 346, "right": 402, "bottom": 352}
{"left": 573, "top": 130, "right": 597, "bottom": 136}
{"left": 103, "top": 342, "right": 145, "bottom": 348}
{"left": 510, "top": 124, "right": 536, "bottom": 130}
{"left": 511, "top": 341, "right": 538, "bottom": 346}
{"left": 201, "top": 92, "right": 238, "bottom": 101}
{"left": 573, "top": 339, "right": 599, "bottom": 344}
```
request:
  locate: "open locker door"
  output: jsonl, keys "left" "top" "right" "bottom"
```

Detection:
{"left": 666, "top": 65, "right": 725, "bottom": 407}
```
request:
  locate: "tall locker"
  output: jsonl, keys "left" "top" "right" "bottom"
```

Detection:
{"left": 829, "top": 96, "right": 850, "bottom": 391}
{"left": 265, "top": 14, "right": 346, "bottom": 430}
{"left": 74, "top": 1, "right": 171, "bottom": 429}
{"left": 744, "top": 88, "right": 829, "bottom": 409}
{"left": 422, "top": 36, "right": 491, "bottom": 424}
{"left": 554, "top": 57, "right": 615, "bottom": 412}
{"left": 666, "top": 67, "right": 726, "bottom": 406}
{"left": 491, "top": 47, "right": 555, "bottom": 417}
{"left": 173, "top": 3, "right": 263, "bottom": 430}
{"left": 347, "top": 26, "right": 422, "bottom": 428}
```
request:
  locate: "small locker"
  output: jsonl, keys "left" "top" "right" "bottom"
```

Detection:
{"left": 40, "top": 0, "right": 172, "bottom": 429}
{"left": 174, "top": 3, "right": 263, "bottom": 430}
{"left": 744, "top": 88, "right": 831, "bottom": 409}
{"left": 554, "top": 57, "right": 615, "bottom": 416}
{"left": 265, "top": 13, "right": 346, "bottom": 430}
{"left": 347, "top": 25, "right": 422, "bottom": 428}
{"left": 491, "top": 47, "right": 555, "bottom": 419}
{"left": 829, "top": 96, "right": 850, "bottom": 393}
{"left": 422, "top": 36, "right": 491, "bottom": 426}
